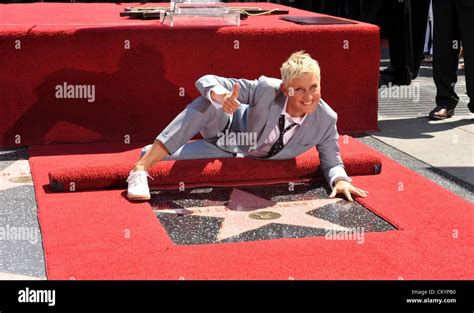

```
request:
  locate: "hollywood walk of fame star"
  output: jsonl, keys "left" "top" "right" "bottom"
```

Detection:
{"left": 154, "top": 188, "right": 350, "bottom": 241}
{"left": 0, "top": 160, "right": 33, "bottom": 191}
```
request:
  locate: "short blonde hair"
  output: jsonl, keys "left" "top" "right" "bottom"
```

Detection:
{"left": 280, "top": 51, "right": 320, "bottom": 85}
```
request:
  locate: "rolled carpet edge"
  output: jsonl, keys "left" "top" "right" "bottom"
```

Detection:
{"left": 48, "top": 151, "right": 382, "bottom": 192}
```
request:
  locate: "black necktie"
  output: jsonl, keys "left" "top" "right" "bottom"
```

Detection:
{"left": 267, "top": 115, "right": 297, "bottom": 158}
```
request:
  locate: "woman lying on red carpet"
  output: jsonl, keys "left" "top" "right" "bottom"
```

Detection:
{"left": 127, "top": 51, "right": 369, "bottom": 202}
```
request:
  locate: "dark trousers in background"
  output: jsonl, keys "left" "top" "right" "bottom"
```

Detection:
{"left": 281, "top": 0, "right": 382, "bottom": 25}
{"left": 267, "top": 0, "right": 319, "bottom": 11}
{"left": 383, "top": 0, "right": 430, "bottom": 84}
{"left": 358, "top": 0, "right": 383, "bottom": 25}
{"left": 433, "top": 0, "right": 474, "bottom": 109}
{"left": 320, "top": 0, "right": 346, "bottom": 17}
{"left": 411, "top": 0, "right": 431, "bottom": 77}
{"left": 319, "top": 0, "right": 373, "bottom": 21}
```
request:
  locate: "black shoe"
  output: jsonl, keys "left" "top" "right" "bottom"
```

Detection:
{"left": 391, "top": 78, "right": 412, "bottom": 86}
{"left": 379, "top": 74, "right": 412, "bottom": 86}
{"left": 380, "top": 67, "right": 396, "bottom": 75}
{"left": 380, "top": 67, "right": 413, "bottom": 85}
{"left": 429, "top": 106, "right": 455, "bottom": 120}
{"left": 422, "top": 54, "right": 433, "bottom": 63}
{"left": 383, "top": 75, "right": 411, "bottom": 86}
{"left": 468, "top": 102, "right": 474, "bottom": 113}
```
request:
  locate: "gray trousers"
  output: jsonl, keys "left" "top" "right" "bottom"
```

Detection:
{"left": 141, "top": 96, "right": 235, "bottom": 160}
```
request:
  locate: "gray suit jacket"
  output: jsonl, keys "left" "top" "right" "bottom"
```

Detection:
{"left": 195, "top": 75, "right": 351, "bottom": 186}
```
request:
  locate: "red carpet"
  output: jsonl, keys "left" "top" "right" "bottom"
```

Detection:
{"left": 0, "top": 3, "right": 379, "bottom": 148}
{"left": 48, "top": 148, "right": 381, "bottom": 192}
{"left": 28, "top": 137, "right": 474, "bottom": 279}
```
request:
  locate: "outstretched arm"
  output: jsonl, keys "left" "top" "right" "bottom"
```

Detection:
{"left": 317, "top": 119, "right": 369, "bottom": 202}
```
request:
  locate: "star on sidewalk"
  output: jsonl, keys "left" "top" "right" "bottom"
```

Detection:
{"left": 0, "top": 160, "right": 33, "bottom": 191}
{"left": 155, "top": 188, "right": 350, "bottom": 242}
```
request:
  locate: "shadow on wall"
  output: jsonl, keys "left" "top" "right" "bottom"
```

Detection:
{"left": 3, "top": 44, "right": 192, "bottom": 149}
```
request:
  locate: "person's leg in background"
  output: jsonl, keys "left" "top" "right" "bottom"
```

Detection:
{"left": 423, "top": 0, "right": 434, "bottom": 62}
{"left": 360, "top": 0, "right": 383, "bottom": 25}
{"left": 382, "top": 0, "right": 414, "bottom": 85}
{"left": 344, "top": 0, "right": 361, "bottom": 21}
{"left": 292, "top": 0, "right": 319, "bottom": 12}
{"left": 455, "top": 0, "right": 474, "bottom": 112}
{"left": 430, "top": 0, "right": 459, "bottom": 119}
{"left": 410, "top": 0, "right": 431, "bottom": 79}
{"left": 320, "top": 0, "right": 345, "bottom": 17}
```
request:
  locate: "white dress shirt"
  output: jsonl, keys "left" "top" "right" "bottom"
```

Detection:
{"left": 247, "top": 98, "right": 306, "bottom": 157}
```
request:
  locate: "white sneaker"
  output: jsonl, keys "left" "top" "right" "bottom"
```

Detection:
{"left": 127, "top": 170, "right": 152, "bottom": 200}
